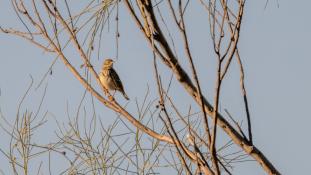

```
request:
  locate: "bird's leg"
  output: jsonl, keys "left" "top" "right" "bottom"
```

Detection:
{"left": 108, "top": 90, "right": 116, "bottom": 101}
{"left": 108, "top": 93, "right": 114, "bottom": 101}
{"left": 104, "top": 89, "right": 113, "bottom": 101}
{"left": 103, "top": 88, "right": 109, "bottom": 95}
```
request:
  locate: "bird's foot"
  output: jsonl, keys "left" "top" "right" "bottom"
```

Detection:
{"left": 108, "top": 94, "right": 115, "bottom": 101}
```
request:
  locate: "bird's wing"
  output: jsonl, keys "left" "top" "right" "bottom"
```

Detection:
{"left": 109, "top": 68, "right": 125, "bottom": 92}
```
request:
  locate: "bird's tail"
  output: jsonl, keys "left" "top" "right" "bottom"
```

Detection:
{"left": 122, "top": 92, "right": 130, "bottom": 100}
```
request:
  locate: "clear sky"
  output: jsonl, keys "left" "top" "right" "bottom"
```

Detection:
{"left": 0, "top": 0, "right": 310, "bottom": 174}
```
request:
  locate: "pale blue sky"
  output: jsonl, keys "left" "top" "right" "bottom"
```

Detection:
{"left": 0, "top": 0, "right": 310, "bottom": 174}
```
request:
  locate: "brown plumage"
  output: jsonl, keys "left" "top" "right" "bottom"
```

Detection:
{"left": 99, "top": 58, "right": 129, "bottom": 100}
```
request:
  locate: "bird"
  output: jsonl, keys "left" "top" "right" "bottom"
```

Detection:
{"left": 99, "top": 58, "right": 129, "bottom": 100}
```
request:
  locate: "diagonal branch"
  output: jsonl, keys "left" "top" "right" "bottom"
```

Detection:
{"left": 124, "top": 1, "right": 280, "bottom": 174}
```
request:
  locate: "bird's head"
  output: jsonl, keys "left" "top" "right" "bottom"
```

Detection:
{"left": 103, "top": 58, "right": 114, "bottom": 69}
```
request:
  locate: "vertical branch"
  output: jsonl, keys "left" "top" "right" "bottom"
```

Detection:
{"left": 176, "top": 0, "right": 212, "bottom": 147}
{"left": 218, "top": 0, "right": 252, "bottom": 145}
{"left": 153, "top": 35, "right": 214, "bottom": 174}
{"left": 115, "top": 0, "right": 120, "bottom": 59}
{"left": 236, "top": 50, "right": 253, "bottom": 144}
{"left": 209, "top": 58, "right": 221, "bottom": 175}
{"left": 208, "top": 1, "right": 229, "bottom": 174}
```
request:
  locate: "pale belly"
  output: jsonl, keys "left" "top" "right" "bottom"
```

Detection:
{"left": 99, "top": 74, "right": 116, "bottom": 90}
